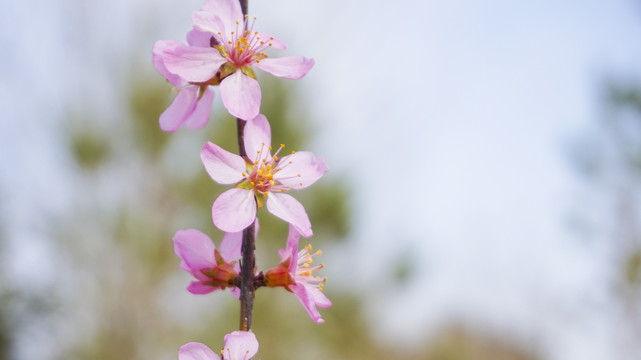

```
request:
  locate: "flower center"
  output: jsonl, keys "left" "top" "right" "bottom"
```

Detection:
{"left": 214, "top": 15, "right": 274, "bottom": 68}
{"left": 239, "top": 143, "right": 298, "bottom": 195}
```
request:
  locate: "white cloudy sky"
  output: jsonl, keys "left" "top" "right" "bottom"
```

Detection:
{"left": 2, "top": 0, "right": 641, "bottom": 359}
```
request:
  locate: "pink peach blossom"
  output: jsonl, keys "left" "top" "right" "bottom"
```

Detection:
{"left": 152, "top": 29, "right": 218, "bottom": 132}
{"left": 178, "top": 331, "right": 258, "bottom": 360}
{"left": 172, "top": 227, "right": 244, "bottom": 296}
{"left": 162, "top": 0, "right": 314, "bottom": 120}
{"left": 201, "top": 114, "right": 327, "bottom": 236}
{"left": 265, "top": 226, "right": 332, "bottom": 323}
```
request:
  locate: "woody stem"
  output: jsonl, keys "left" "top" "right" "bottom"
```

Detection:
{"left": 236, "top": 0, "right": 255, "bottom": 332}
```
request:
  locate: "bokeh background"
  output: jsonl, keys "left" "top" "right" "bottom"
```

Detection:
{"left": 1, "top": 0, "right": 641, "bottom": 359}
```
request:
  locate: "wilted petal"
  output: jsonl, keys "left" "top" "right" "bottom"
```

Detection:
{"left": 275, "top": 151, "right": 328, "bottom": 190}
{"left": 254, "top": 56, "right": 314, "bottom": 79}
{"left": 179, "top": 342, "right": 220, "bottom": 360}
{"left": 222, "top": 331, "right": 258, "bottom": 360}
{"left": 187, "top": 281, "right": 218, "bottom": 295}
{"left": 164, "top": 44, "right": 227, "bottom": 83}
{"left": 290, "top": 283, "right": 325, "bottom": 323}
{"left": 173, "top": 229, "right": 216, "bottom": 278}
{"left": 184, "top": 87, "right": 214, "bottom": 130}
{"left": 159, "top": 86, "right": 198, "bottom": 132}
{"left": 219, "top": 71, "right": 261, "bottom": 120}
{"left": 152, "top": 40, "right": 187, "bottom": 87}
{"left": 200, "top": 142, "right": 246, "bottom": 184}
{"left": 243, "top": 114, "right": 271, "bottom": 162}
{"left": 212, "top": 189, "right": 256, "bottom": 232}
{"left": 266, "top": 193, "right": 312, "bottom": 237}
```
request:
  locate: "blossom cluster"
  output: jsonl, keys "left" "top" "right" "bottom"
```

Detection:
{"left": 153, "top": 0, "right": 313, "bottom": 130}
{"left": 153, "top": 0, "right": 331, "bottom": 358}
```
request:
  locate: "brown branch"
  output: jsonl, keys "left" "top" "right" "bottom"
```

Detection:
{"left": 236, "top": 0, "right": 257, "bottom": 332}
{"left": 239, "top": 0, "right": 248, "bottom": 19}
{"left": 238, "top": 219, "right": 256, "bottom": 331}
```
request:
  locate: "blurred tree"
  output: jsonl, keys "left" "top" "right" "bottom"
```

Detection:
{"left": 0, "top": 211, "right": 54, "bottom": 360}
{"left": 0, "top": 217, "right": 11, "bottom": 360}
{"left": 421, "top": 325, "right": 539, "bottom": 360}
{"left": 570, "top": 80, "right": 641, "bottom": 359}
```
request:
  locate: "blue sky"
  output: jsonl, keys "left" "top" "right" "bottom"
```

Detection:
{"left": 2, "top": 0, "right": 641, "bottom": 359}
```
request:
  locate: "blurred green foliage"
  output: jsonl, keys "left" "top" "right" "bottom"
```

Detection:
{"left": 69, "top": 128, "right": 111, "bottom": 171}
{"left": 421, "top": 326, "right": 539, "bottom": 360}
{"left": 0, "top": 218, "right": 54, "bottom": 360}
{"left": 0, "top": 224, "right": 10, "bottom": 360}
{"left": 129, "top": 78, "right": 172, "bottom": 158}
{"left": 624, "top": 247, "right": 641, "bottom": 287}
